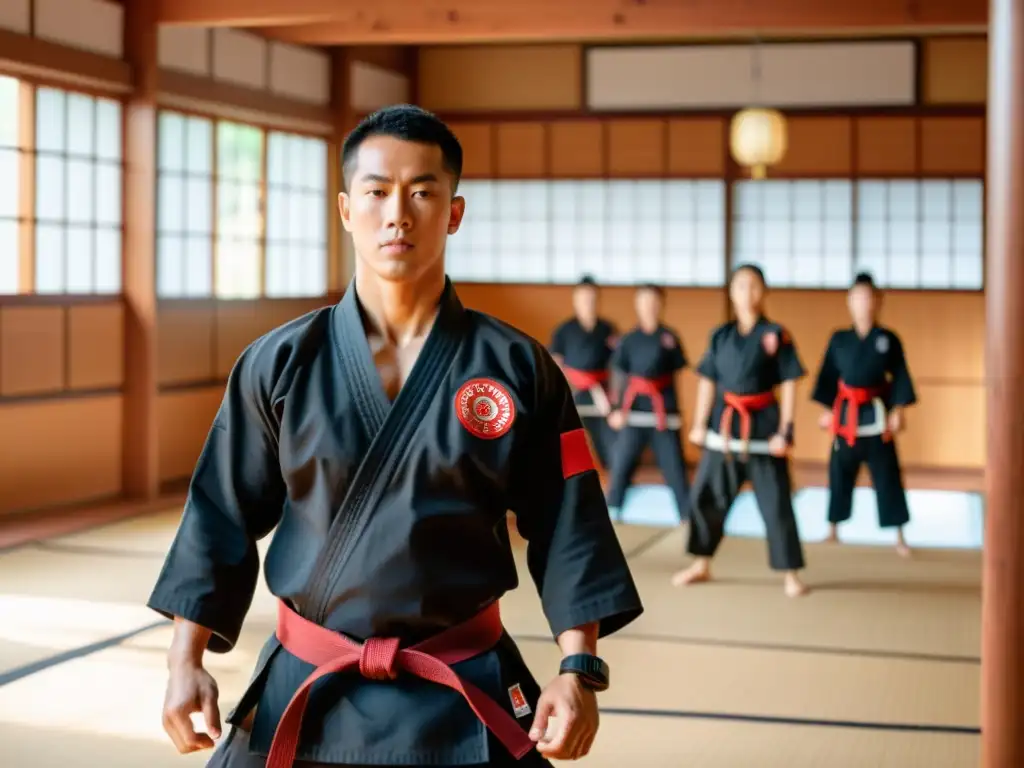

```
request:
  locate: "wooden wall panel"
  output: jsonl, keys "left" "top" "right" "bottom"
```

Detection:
{"left": 667, "top": 118, "right": 726, "bottom": 176}
{"left": 158, "top": 387, "right": 223, "bottom": 483}
{"left": 923, "top": 37, "right": 988, "bottom": 105}
{"left": 68, "top": 303, "right": 124, "bottom": 390}
{"left": 0, "top": 395, "right": 122, "bottom": 516}
{"left": 548, "top": 121, "right": 604, "bottom": 178}
{"left": 158, "top": 304, "right": 217, "bottom": 385}
{"left": 0, "top": 307, "right": 64, "bottom": 396}
{"left": 496, "top": 122, "right": 546, "bottom": 178}
{"left": 418, "top": 45, "right": 582, "bottom": 113}
{"left": 449, "top": 122, "right": 494, "bottom": 178}
{"left": 772, "top": 117, "right": 853, "bottom": 177}
{"left": 606, "top": 119, "right": 665, "bottom": 177}
{"left": 855, "top": 117, "right": 917, "bottom": 175}
{"left": 920, "top": 116, "right": 986, "bottom": 175}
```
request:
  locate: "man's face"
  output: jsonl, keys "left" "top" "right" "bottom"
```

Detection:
{"left": 338, "top": 135, "right": 465, "bottom": 283}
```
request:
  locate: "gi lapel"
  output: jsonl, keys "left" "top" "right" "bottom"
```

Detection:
{"left": 306, "top": 278, "right": 467, "bottom": 624}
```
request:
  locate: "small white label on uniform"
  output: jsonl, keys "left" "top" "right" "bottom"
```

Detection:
{"left": 508, "top": 683, "right": 532, "bottom": 718}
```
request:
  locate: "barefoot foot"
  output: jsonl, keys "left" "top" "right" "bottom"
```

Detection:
{"left": 895, "top": 542, "right": 912, "bottom": 558}
{"left": 784, "top": 572, "right": 810, "bottom": 597}
{"left": 671, "top": 560, "right": 711, "bottom": 587}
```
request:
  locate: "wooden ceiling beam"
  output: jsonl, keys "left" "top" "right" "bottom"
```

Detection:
{"left": 159, "top": 0, "right": 988, "bottom": 40}
{"left": 155, "top": 0, "right": 337, "bottom": 26}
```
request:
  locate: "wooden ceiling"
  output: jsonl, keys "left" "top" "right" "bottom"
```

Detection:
{"left": 154, "top": 0, "right": 989, "bottom": 46}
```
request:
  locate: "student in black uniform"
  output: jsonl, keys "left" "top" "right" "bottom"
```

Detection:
{"left": 549, "top": 276, "right": 618, "bottom": 468}
{"left": 604, "top": 284, "right": 691, "bottom": 522}
{"left": 811, "top": 271, "right": 917, "bottom": 557}
{"left": 672, "top": 264, "right": 809, "bottom": 597}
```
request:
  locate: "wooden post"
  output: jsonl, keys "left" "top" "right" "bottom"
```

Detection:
{"left": 982, "top": 0, "right": 1024, "bottom": 764}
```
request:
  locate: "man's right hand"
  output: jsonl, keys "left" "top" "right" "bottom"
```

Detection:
{"left": 162, "top": 662, "right": 222, "bottom": 753}
{"left": 818, "top": 412, "right": 833, "bottom": 431}
{"left": 688, "top": 426, "right": 707, "bottom": 446}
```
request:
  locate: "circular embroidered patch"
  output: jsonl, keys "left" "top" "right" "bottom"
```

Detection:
{"left": 454, "top": 378, "right": 516, "bottom": 439}
{"left": 762, "top": 331, "right": 779, "bottom": 356}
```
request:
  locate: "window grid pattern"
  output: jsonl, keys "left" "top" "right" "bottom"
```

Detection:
{"left": 156, "top": 111, "right": 215, "bottom": 298}
{"left": 0, "top": 76, "right": 20, "bottom": 294}
{"left": 446, "top": 180, "right": 727, "bottom": 286}
{"left": 214, "top": 121, "right": 265, "bottom": 299}
{"left": 265, "top": 131, "right": 328, "bottom": 298}
{"left": 855, "top": 180, "right": 984, "bottom": 290}
{"left": 33, "top": 87, "right": 123, "bottom": 295}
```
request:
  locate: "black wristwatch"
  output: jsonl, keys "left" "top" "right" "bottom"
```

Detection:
{"left": 559, "top": 654, "right": 610, "bottom": 692}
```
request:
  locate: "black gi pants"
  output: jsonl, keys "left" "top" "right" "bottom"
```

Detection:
{"left": 207, "top": 727, "right": 554, "bottom": 767}
{"left": 605, "top": 426, "right": 691, "bottom": 521}
{"left": 686, "top": 449, "right": 805, "bottom": 571}
{"left": 827, "top": 435, "right": 911, "bottom": 528}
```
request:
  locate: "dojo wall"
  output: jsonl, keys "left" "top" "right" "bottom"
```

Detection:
{"left": 0, "top": 24, "right": 991, "bottom": 515}
{"left": 420, "top": 39, "right": 989, "bottom": 472}
{"left": 0, "top": 5, "right": 409, "bottom": 515}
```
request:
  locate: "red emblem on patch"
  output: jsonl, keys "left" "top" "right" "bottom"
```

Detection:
{"left": 607, "top": 334, "right": 619, "bottom": 349}
{"left": 661, "top": 332, "right": 675, "bottom": 349}
{"left": 455, "top": 378, "right": 516, "bottom": 439}
{"left": 762, "top": 331, "right": 779, "bottom": 356}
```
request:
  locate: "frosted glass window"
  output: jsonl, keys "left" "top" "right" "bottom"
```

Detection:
{"left": 732, "top": 179, "right": 853, "bottom": 289}
{"left": 215, "top": 121, "right": 263, "bottom": 299}
{"left": 264, "top": 131, "right": 328, "bottom": 297}
{"left": 444, "top": 179, "right": 727, "bottom": 287}
{"left": 0, "top": 76, "right": 18, "bottom": 294}
{"left": 855, "top": 179, "right": 984, "bottom": 291}
{"left": 157, "top": 111, "right": 215, "bottom": 297}
{"left": 31, "top": 87, "right": 122, "bottom": 294}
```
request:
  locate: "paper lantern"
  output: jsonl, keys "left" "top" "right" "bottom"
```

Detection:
{"left": 730, "top": 108, "right": 788, "bottom": 180}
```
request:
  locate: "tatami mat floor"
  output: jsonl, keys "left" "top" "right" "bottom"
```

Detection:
{"left": 0, "top": 502, "right": 981, "bottom": 767}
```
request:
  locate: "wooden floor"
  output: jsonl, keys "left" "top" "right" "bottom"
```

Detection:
{"left": 0, "top": 503, "right": 981, "bottom": 767}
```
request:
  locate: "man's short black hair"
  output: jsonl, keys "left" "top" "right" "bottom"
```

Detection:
{"left": 852, "top": 271, "right": 877, "bottom": 290}
{"left": 341, "top": 104, "right": 463, "bottom": 193}
{"left": 576, "top": 275, "right": 598, "bottom": 289}
{"left": 731, "top": 262, "right": 766, "bottom": 287}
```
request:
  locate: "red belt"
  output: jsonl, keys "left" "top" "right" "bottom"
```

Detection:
{"left": 563, "top": 367, "right": 609, "bottom": 392}
{"left": 619, "top": 374, "right": 674, "bottom": 430}
{"left": 266, "top": 600, "right": 533, "bottom": 768}
{"left": 832, "top": 380, "right": 888, "bottom": 446}
{"left": 719, "top": 391, "right": 776, "bottom": 457}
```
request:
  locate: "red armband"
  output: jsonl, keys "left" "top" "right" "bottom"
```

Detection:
{"left": 560, "top": 428, "right": 596, "bottom": 479}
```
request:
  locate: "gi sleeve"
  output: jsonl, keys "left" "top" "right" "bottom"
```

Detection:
{"left": 666, "top": 331, "right": 688, "bottom": 372}
{"left": 509, "top": 351, "right": 644, "bottom": 640}
{"left": 608, "top": 332, "right": 629, "bottom": 372}
{"left": 775, "top": 326, "right": 806, "bottom": 383}
{"left": 549, "top": 322, "right": 567, "bottom": 357}
{"left": 810, "top": 333, "right": 841, "bottom": 407}
{"left": 695, "top": 327, "right": 720, "bottom": 381}
{"left": 146, "top": 341, "right": 287, "bottom": 653}
{"left": 885, "top": 331, "right": 917, "bottom": 407}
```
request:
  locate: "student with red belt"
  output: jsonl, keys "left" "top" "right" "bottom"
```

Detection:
{"left": 147, "top": 105, "right": 643, "bottom": 768}
{"left": 604, "top": 284, "right": 692, "bottom": 522}
{"left": 672, "top": 264, "right": 809, "bottom": 598}
{"left": 811, "top": 272, "right": 917, "bottom": 557}
{"left": 549, "top": 276, "right": 619, "bottom": 469}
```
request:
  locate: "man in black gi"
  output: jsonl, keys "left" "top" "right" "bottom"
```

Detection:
{"left": 604, "top": 284, "right": 692, "bottom": 522}
{"left": 811, "top": 271, "right": 917, "bottom": 557}
{"left": 147, "top": 104, "right": 644, "bottom": 768}
{"left": 549, "top": 276, "right": 618, "bottom": 469}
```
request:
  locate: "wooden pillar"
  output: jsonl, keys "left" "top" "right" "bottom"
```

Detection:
{"left": 982, "top": 0, "right": 1024, "bottom": 764}
{"left": 120, "top": 0, "right": 160, "bottom": 499}
{"left": 328, "top": 47, "right": 354, "bottom": 293}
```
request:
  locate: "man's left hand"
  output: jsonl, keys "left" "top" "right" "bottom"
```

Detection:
{"left": 768, "top": 434, "right": 789, "bottom": 457}
{"left": 887, "top": 409, "right": 904, "bottom": 436}
{"left": 528, "top": 673, "right": 599, "bottom": 760}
